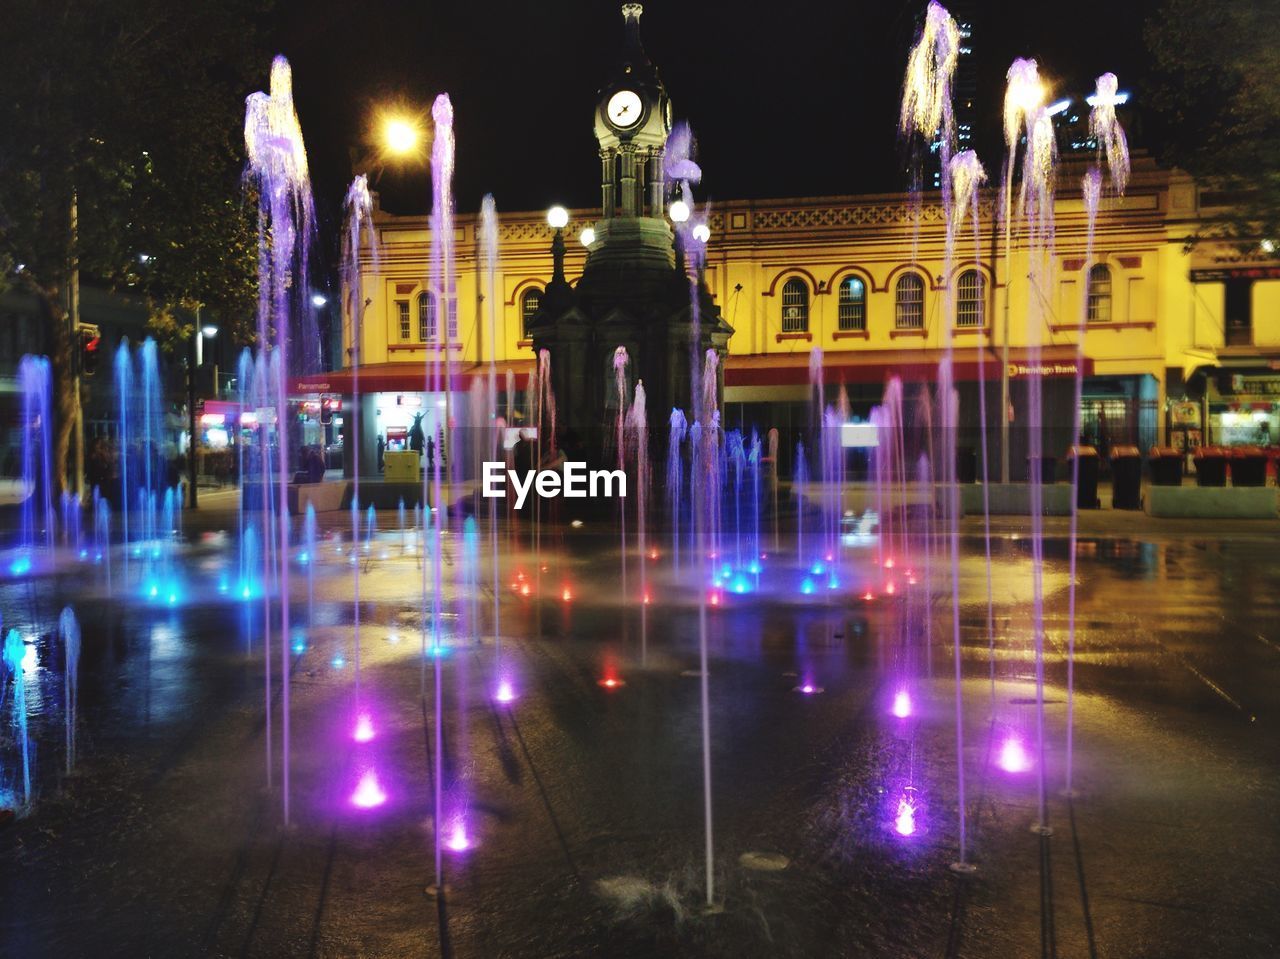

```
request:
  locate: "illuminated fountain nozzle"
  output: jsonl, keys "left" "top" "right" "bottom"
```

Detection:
{"left": 892, "top": 689, "right": 912, "bottom": 719}
{"left": 895, "top": 793, "right": 918, "bottom": 836}
{"left": 353, "top": 714, "right": 375, "bottom": 743}
{"left": 351, "top": 770, "right": 386, "bottom": 809}
{"left": 446, "top": 818, "right": 472, "bottom": 852}
{"left": 999, "top": 736, "right": 1031, "bottom": 773}
{"left": 495, "top": 681, "right": 516, "bottom": 704}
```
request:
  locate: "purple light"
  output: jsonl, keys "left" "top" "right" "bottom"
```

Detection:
{"left": 999, "top": 736, "right": 1030, "bottom": 773}
{"left": 353, "top": 714, "right": 375, "bottom": 743}
{"left": 802, "top": 683, "right": 815, "bottom": 694}
{"left": 445, "top": 818, "right": 471, "bottom": 852}
{"left": 351, "top": 770, "right": 386, "bottom": 808}
{"left": 892, "top": 690, "right": 912, "bottom": 719}
{"left": 495, "top": 680, "right": 515, "bottom": 704}
{"left": 894, "top": 795, "right": 917, "bottom": 836}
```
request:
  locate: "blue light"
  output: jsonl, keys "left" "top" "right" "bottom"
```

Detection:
{"left": 720, "top": 563, "right": 732, "bottom": 579}
{"left": 331, "top": 655, "right": 346, "bottom": 669}
{"left": 731, "top": 575, "right": 750, "bottom": 594}
{"left": 167, "top": 591, "right": 178, "bottom": 605}
{"left": 810, "top": 563, "right": 826, "bottom": 576}
{"left": 292, "top": 640, "right": 307, "bottom": 654}
{"left": 428, "top": 644, "right": 451, "bottom": 659}
{"left": 747, "top": 562, "right": 761, "bottom": 575}
{"left": 800, "top": 578, "right": 816, "bottom": 596}
{"left": 298, "top": 551, "right": 310, "bottom": 565}
{"left": 78, "top": 549, "right": 88, "bottom": 560}
{"left": 9, "top": 556, "right": 31, "bottom": 576}
{"left": 827, "top": 575, "right": 841, "bottom": 590}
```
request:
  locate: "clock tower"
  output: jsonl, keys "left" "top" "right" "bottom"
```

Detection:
{"left": 529, "top": 3, "right": 732, "bottom": 464}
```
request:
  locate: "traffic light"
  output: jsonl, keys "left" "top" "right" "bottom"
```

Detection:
{"left": 79, "top": 325, "right": 101, "bottom": 377}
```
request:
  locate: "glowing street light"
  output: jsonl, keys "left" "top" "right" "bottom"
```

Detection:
{"left": 692, "top": 222, "right": 710, "bottom": 243}
{"left": 669, "top": 199, "right": 690, "bottom": 223}
{"left": 383, "top": 116, "right": 421, "bottom": 156}
{"left": 580, "top": 226, "right": 596, "bottom": 247}
{"left": 547, "top": 205, "right": 569, "bottom": 230}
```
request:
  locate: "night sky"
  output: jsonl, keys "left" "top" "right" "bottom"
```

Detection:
{"left": 271, "top": 0, "right": 1157, "bottom": 223}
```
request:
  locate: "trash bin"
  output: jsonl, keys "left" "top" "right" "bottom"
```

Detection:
{"left": 1147, "top": 446, "right": 1182, "bottom": 486}
{"left": 1066, "top": 445, "right": 1100, "bottom": 509}
{"left": 1027, "top": 455, "right": 1057, "bottom": 484}
{"left": 956, "top": 447, "right": 977, "bottom": 484}
{"left": 1193, "top": 446, "right": 1228, "bottom": 487}
{"left": 1110, "top": 445, "right": 1142, "bottom": 509}
{"left": 1229, "top": 446, "right": 1268, "bottom": 487}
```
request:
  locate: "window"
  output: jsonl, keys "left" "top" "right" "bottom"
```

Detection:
{"left": 520, "top": 287, "right": 542, "bottom": 338}
{"left": 1087, "top": 264, "right": 1111, "bottom": 322}
{"left": 955, "top": 270, "right": 985, "bottom": 328}
{"left": 781, "top": 278, "right": 809, "bottom": 333}
{"left": 894, "top": 273, "right": 924, "bottom": 329}
{"left": 837, "top": 276, "right": 866, "bottom": 331}
{"left": 396, "top": 301, "right": 411, "bottom": 341}
{"left": 446, "top": 297, "right": 458, "bottom": 340}
{"left": 418, "top": 291, "right": 436, "bottom": 342}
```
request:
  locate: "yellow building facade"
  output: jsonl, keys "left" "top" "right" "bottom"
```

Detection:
{"left": 304, "top": 154, "right": 1280, "bottom": 471}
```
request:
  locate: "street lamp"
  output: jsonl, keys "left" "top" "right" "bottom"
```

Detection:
{"left": 547, "top": 205, "right": 569, "bottom": 230}
{"left": 692, "top": 223, "right": 710, "bottom": 243}
{"left": 669, "top": 200, "right": 690, "bottom": 224}
{"left": 382, "top": 116, "right": 422, "bottom": 157}
{"left": 188, "top": 318, "right": 219, "bottom": 509}
{"left": 580, "top": 227, "right": 595, "bottom": 247}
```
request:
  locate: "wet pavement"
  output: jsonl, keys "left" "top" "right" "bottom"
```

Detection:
{"left": 1, "top": 518, "right": 1278, "bottom": 958}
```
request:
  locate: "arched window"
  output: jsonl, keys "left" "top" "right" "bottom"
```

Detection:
{"left": 520, "top": 287, "right": 542, "bottom": 339}
{"left": 838, "top": 276, "right": 866, "bottom": 331}
{"left": 894, "top": 272, "right": 925, "bottom": 329}
{"left": 418, "top": 291, "right": 436, "bottom": 342}
{"left": 955, "top": 270, "right": 985, "bottom": 328}
{"left": 1087, "top": 264, "right": 1112, "bottom": 322}
{"left": 781, "top": 277, "right": 809, "bottom": 333}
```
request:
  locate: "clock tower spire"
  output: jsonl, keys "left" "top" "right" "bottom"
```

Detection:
{"left": 595, "top": 3, "right": 671, "bottom": 221}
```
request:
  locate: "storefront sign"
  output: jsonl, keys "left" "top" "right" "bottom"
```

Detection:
{"left": 1231, "top": 375, "right": 1280, "bottom": 396}
{"left": 1006, "top": 362, "right": 1084, "bottom": 378}
{"left": 1190, "top": 266, "right": 1280, "bottom": 282}
{"left": 1170, "top": 401, "right": 1201, "bottom": 427}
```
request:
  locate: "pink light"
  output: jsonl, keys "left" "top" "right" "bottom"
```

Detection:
{"left": 709, "top": 591, "right": 721, "bottom": 606}
{"left": 884, "top": 557, "right": 895, "bottom": 569}
{"left": 351, "top": 770, "right": 386, "bottom": 808}
{"left": 801, "top": 683, "right": 815, "bottom": 694}
{"left": 894, "top": 796, "right": 917, "bottom": 836}
{"left": 863, "top": 591, "right": 875, "bottom": 602}
{"left": 445, "top": 819, "right": 471, "bottom": 852}
{"left": 648, "top": 549, "right": 659, "bottom": 560}
{"left": 598, "top": 676, "right": 625, "bottom": 689}
{"left": 643, "top": 592, "right": 651, "bottom": 605}
{"left": 520, "top": 583, "right": 531, "bottom": 596}
{"left": 885, "top": 581, "right": 896, "bottom": 595}
{"left": 892, "top": 690, "right": 912, "bottom": 718}
{"left": 824, "top": 552, "right": 833, "bottom": 563}
{"left": 495, "top": 680, "right": 515, "bottom": 704}
{"left": 352, "top": 714, "right": 375, "bottom": 743}
{"left": 999, "top": 736, "right": 1031, "bottom": 773}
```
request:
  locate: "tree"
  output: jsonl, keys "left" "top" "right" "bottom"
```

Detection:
{"left": 0, "top": 0, "right": 266, "bottom": 495}
{"left": 1146, "top": 0, "right": 1280, "bottom": 247}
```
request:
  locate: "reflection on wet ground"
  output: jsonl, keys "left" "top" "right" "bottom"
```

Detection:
{"left": 1, "top": 525, "right": 1278, "bottom": 958}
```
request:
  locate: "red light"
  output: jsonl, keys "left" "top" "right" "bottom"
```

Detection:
{"left": 562, "top": 588, "right": 571, "bottom": 602}
{"left": 885, "top": 581, "right": 896, "bottom": 595}
{"left": 709, "top": 591, "right": 720, "bottom": 606}
{"left": 863, "top": 591, "right": 874, "bottom": 601}
{"left": 85, "top": 336, "right": 100, "bottom": 352}
{"left": 520, "top": 583, "right": 531, "bottom": 596}
{"left": 648, "top": 549, "right": 659, "bottom": 560}
{"left": 643, "top": 593, "right": 651, "bottom": 605}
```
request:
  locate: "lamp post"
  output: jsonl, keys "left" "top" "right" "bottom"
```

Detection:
{"left": 188, "top": 317, "right": 218, "bottom": 508}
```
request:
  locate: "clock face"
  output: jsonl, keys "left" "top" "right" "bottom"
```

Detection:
{"left": 606, "top": 90, "right": 644, "bottom": 129}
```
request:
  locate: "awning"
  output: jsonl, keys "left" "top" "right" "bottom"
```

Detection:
{"left": 724, "top": 346, "right": 1091, "bottom": 388}
{"left": 290, "top": 359, "right": 535, "bottom": 395}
